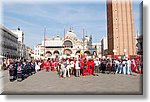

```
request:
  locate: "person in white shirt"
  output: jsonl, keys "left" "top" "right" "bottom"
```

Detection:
{"left": 59, "top": 61, "right": 66, "bottom": 78}
{"left": 122, "top": 60, "right": 127, "bottom": 75}
{"left": 126, "top": 58, "right": 132, "bottom": 75}
{"left": 75, "top": 59, "right": 80, "bottom": 77}
{"left": 70, "top": 59, "right": 75, "bottom": 75}
{"left": 94, "top": 58, "right": 100, "bottom": 73}
{"left": 35, "top": 60, "right": 41, "bottom": 73}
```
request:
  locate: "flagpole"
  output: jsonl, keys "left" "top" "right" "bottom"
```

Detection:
{"left": 44, "top": 27, "right": 46, "bottom": 57}
{"left": 83, "top": 29, "right": 85, "bottom": 54}
{"left": 64, "top": 26, "right": 66, "bottom": 55}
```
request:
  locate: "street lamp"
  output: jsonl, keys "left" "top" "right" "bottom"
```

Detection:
{"left": 124, "top": 49, "right": 126, "bottom": 53}
{"left": 113, "top": 49, "right": 117, "bottom": 55}
{"left": 123, "top": 49, "right": 126, "bottom": 60}
{"left": 113, "top": 49, "right": 117, "bottom": 59}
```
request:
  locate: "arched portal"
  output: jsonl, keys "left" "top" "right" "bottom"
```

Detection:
{"left": 63, "top": 40, "right": 73, "bottom": 48}
{"left": 63, "top": 49, "right": 72, "bottom": 55}
{"left": 93, "top": 51, "right": 97, "bottom": 56}
{"left": 46, "top": 51, "right": 52, "bottom": 57}
{"left": 84, "top": 51, "right": 91, "bottom": 55}
{"left": 53, "top": 50, "right": 59, "bottom": 54}
{"left": 76, "top": 50, "right": 80, "bottom": 54}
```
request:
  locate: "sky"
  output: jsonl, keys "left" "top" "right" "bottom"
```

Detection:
{"left": 1, "top": 0, "right": 142, "bottom": 48}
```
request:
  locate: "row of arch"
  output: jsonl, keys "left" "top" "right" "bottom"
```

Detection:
{"left": 46, "top": 50, "right": 97, "bottom": 56}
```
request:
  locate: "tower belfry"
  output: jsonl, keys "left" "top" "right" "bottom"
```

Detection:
{"left": 107, "top": 0, "right": 136, "bottom": 56}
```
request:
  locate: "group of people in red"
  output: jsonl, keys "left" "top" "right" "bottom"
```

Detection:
{"left": 36, "top": 54, "right": 143, "bottom": 78}
{"left": 39, "top": 55, "right": 98, "bottom": 78}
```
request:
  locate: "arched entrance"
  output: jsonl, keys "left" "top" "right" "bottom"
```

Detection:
{"left": 63, "top": 40, "right": 73, "bottom": 48}
{"left": 76, "top": 50, "right": 80, "bottom": 55}
{"left": 53, "top": 50, "right": 59, "bottom": 55}
{"left": 93, "top": 51, "right": 97, "bottom": 56}
{"left": 63, "top": 49, "right": 72, "bottom": 55}
{"left": 84, "top": 51, "right": 90, "bottom": 55}
{"left": 46, "top": 51, "right": 52, "bottom": 57}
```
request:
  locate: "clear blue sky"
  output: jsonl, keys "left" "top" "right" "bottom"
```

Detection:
{"left": 2, "top": 0, "right": 142, "bottom": 48}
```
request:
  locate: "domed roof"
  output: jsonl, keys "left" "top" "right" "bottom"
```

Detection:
{"left": 65, "top": 31, "right": 77, "bottom": 39}
{"left": 65, "top": 26, "right": 77, "bottom": 39}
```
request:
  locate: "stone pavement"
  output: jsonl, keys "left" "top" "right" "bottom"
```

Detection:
{"left": 1, "top": 70, "right": 142, "bottom": 95}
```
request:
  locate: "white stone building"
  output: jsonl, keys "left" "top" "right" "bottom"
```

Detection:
{"left": 34, "top": 27, "right": 94, "bottom": 59}
{"left": 0, "top": 25, "right": 18, "bottom": 58}
{"left": 11, "top": 28, "right": 25, "bottom": 58}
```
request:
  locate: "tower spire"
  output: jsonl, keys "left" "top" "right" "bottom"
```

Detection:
{"left": 86, "top": 31, "right": 88, "bottom": 37}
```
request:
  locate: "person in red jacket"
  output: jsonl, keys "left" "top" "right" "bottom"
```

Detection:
{"left": 91, "top": 59, "right": 95, "bottom": 75}
{"left": 82, "top": 58, "right": 87, "bottom": 76}
{"left": 87, "top": 59, "right": 93, "bottom": 75}
{"left": 45, "top": 58, "right": 50, "bottom": 72}
{"left": 51, "top": 58, "right": 55, "bottom": 71}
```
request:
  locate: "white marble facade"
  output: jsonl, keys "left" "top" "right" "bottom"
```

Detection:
{"left": 34, "top": 27, "right": 93, "bottom": 59}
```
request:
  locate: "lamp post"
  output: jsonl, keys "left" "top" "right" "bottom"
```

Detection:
{"left": 124, "top": 49, "right": 126, "bottom": 59}
{"left": 124, "top": 49, "right": 126, "bottom": 54}
{"left": 113, "top": 49, "right": 117, "bottom": 59}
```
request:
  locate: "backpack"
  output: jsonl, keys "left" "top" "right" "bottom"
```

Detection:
{"left": 84, "top": 64, "right": 87, "bottom": 69}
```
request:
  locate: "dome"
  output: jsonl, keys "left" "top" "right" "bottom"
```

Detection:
{"left": 65, "top": 31, "right": 77, "bottom": 39}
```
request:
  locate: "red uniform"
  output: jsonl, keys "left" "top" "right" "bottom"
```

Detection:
{"left": 91, "top": 60, "right": 95, "bottom": 75}
{"left": 82, "top": 60, "right": 87, "bottom": 76}
{"left": 45, "top": 61, "right": 50, "bottom": 72}
{"left": 51, "top": 61, "right": 55, "bottom": 71}
{"left": 131, "top": 63, "right": 135, "bottom": 72}
{"left": 87, "top": 61, "right": 93, "bottom": 75}
{"left": 135, "top": 59, "right": 141, "bottom": 74}
{"left": 40, "top": 60, "right": 44, "bottom": 70}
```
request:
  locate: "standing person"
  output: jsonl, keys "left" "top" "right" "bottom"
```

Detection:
{"left": 94, "top": 58, "right": 100, "bottom": 74}
{"left": 66, "top": 61, "right": 71, "bottom": 77}
{"left": 75, "top": 59, "right": 80, "bottom": 77}
{"left": 131, "top": 59, "right": 136, "bottom": 72}
{"left": 101, "top": 58, "right": 106, "bottom": 73}
{"left": 70, "top": 59, "right": 75, "bottom": 75}
{"left": 45, "top": 59, "right": 50, "bottom": 72}
{"left": 35, "top": 60, "right": 41, "bottom": 73}
{"left": 135, "top": 57, "right": 141, "bottom": 74}
{"left": 91, "top": 59, "right": 95, "bottom": 75}
{"left": 59, "top": 60, "right": 66, "bottom": 78}
{"left": 122, "top": 59, "right": 127, "bottom": 75}
{"left": 126, "top": 58, "right": 132, "bottom": 75}
{"left": 111, "top": 59, "right": 116, "bottom": 74}
{"left": 115, "top": 59, "right": 120, "bottom": 74}
{"left": 87, "top": 58, "right": 93, "bottom": 75}
{"left": 51, "top": 59, "right": 55, "bottom": 71}
{"left": 40, "top": 60, "right": 44, "bottom": 70}
{"left": 66, "top": 58, "right": 71, "bottom": 77}
{"left": 82, "top": 58, "right": 87, "bottom": 76}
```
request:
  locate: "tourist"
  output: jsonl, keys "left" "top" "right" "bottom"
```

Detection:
{"left": 126, "top": 58, "right": 132, "bottom": 75}
{"left": 94, "top": 58, "right": 100, "bottom": 74}
{"left": 59, "top": 60, "right": 66, "bottom": 78}
{"left": 66, "top": 59, "right": 71, "bottom": 77}
{"left": 45, "top": 59, "right": 50, "bottom": 72}
{"left": 35, "top": 60, "right": 41, "bottom": 73}
{"left": 70, "top": 58, "right": 75, "bottom": 75}
{"left": 88, "top": 58, "right": 93, "bottom": 75}
{"left": 75, "top": 58, "right": 80, "bottom": 77}
{"left": 82, "top": 58, "right": 87, "bottom": 76}
{"left": 122, "top": 59, "right": 127, "bottom": 75}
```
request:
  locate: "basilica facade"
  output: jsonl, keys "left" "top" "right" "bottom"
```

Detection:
{"left": 34, "top": 27, "right": 95, "bottom": 59}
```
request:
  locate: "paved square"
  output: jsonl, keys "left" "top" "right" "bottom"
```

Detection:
{"left": 1, "top": 70, "right": 142, "bottom": 95}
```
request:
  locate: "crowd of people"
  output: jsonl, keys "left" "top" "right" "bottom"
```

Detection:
{"left": 3, "top": 54, "right": 143, "bottom": 79}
